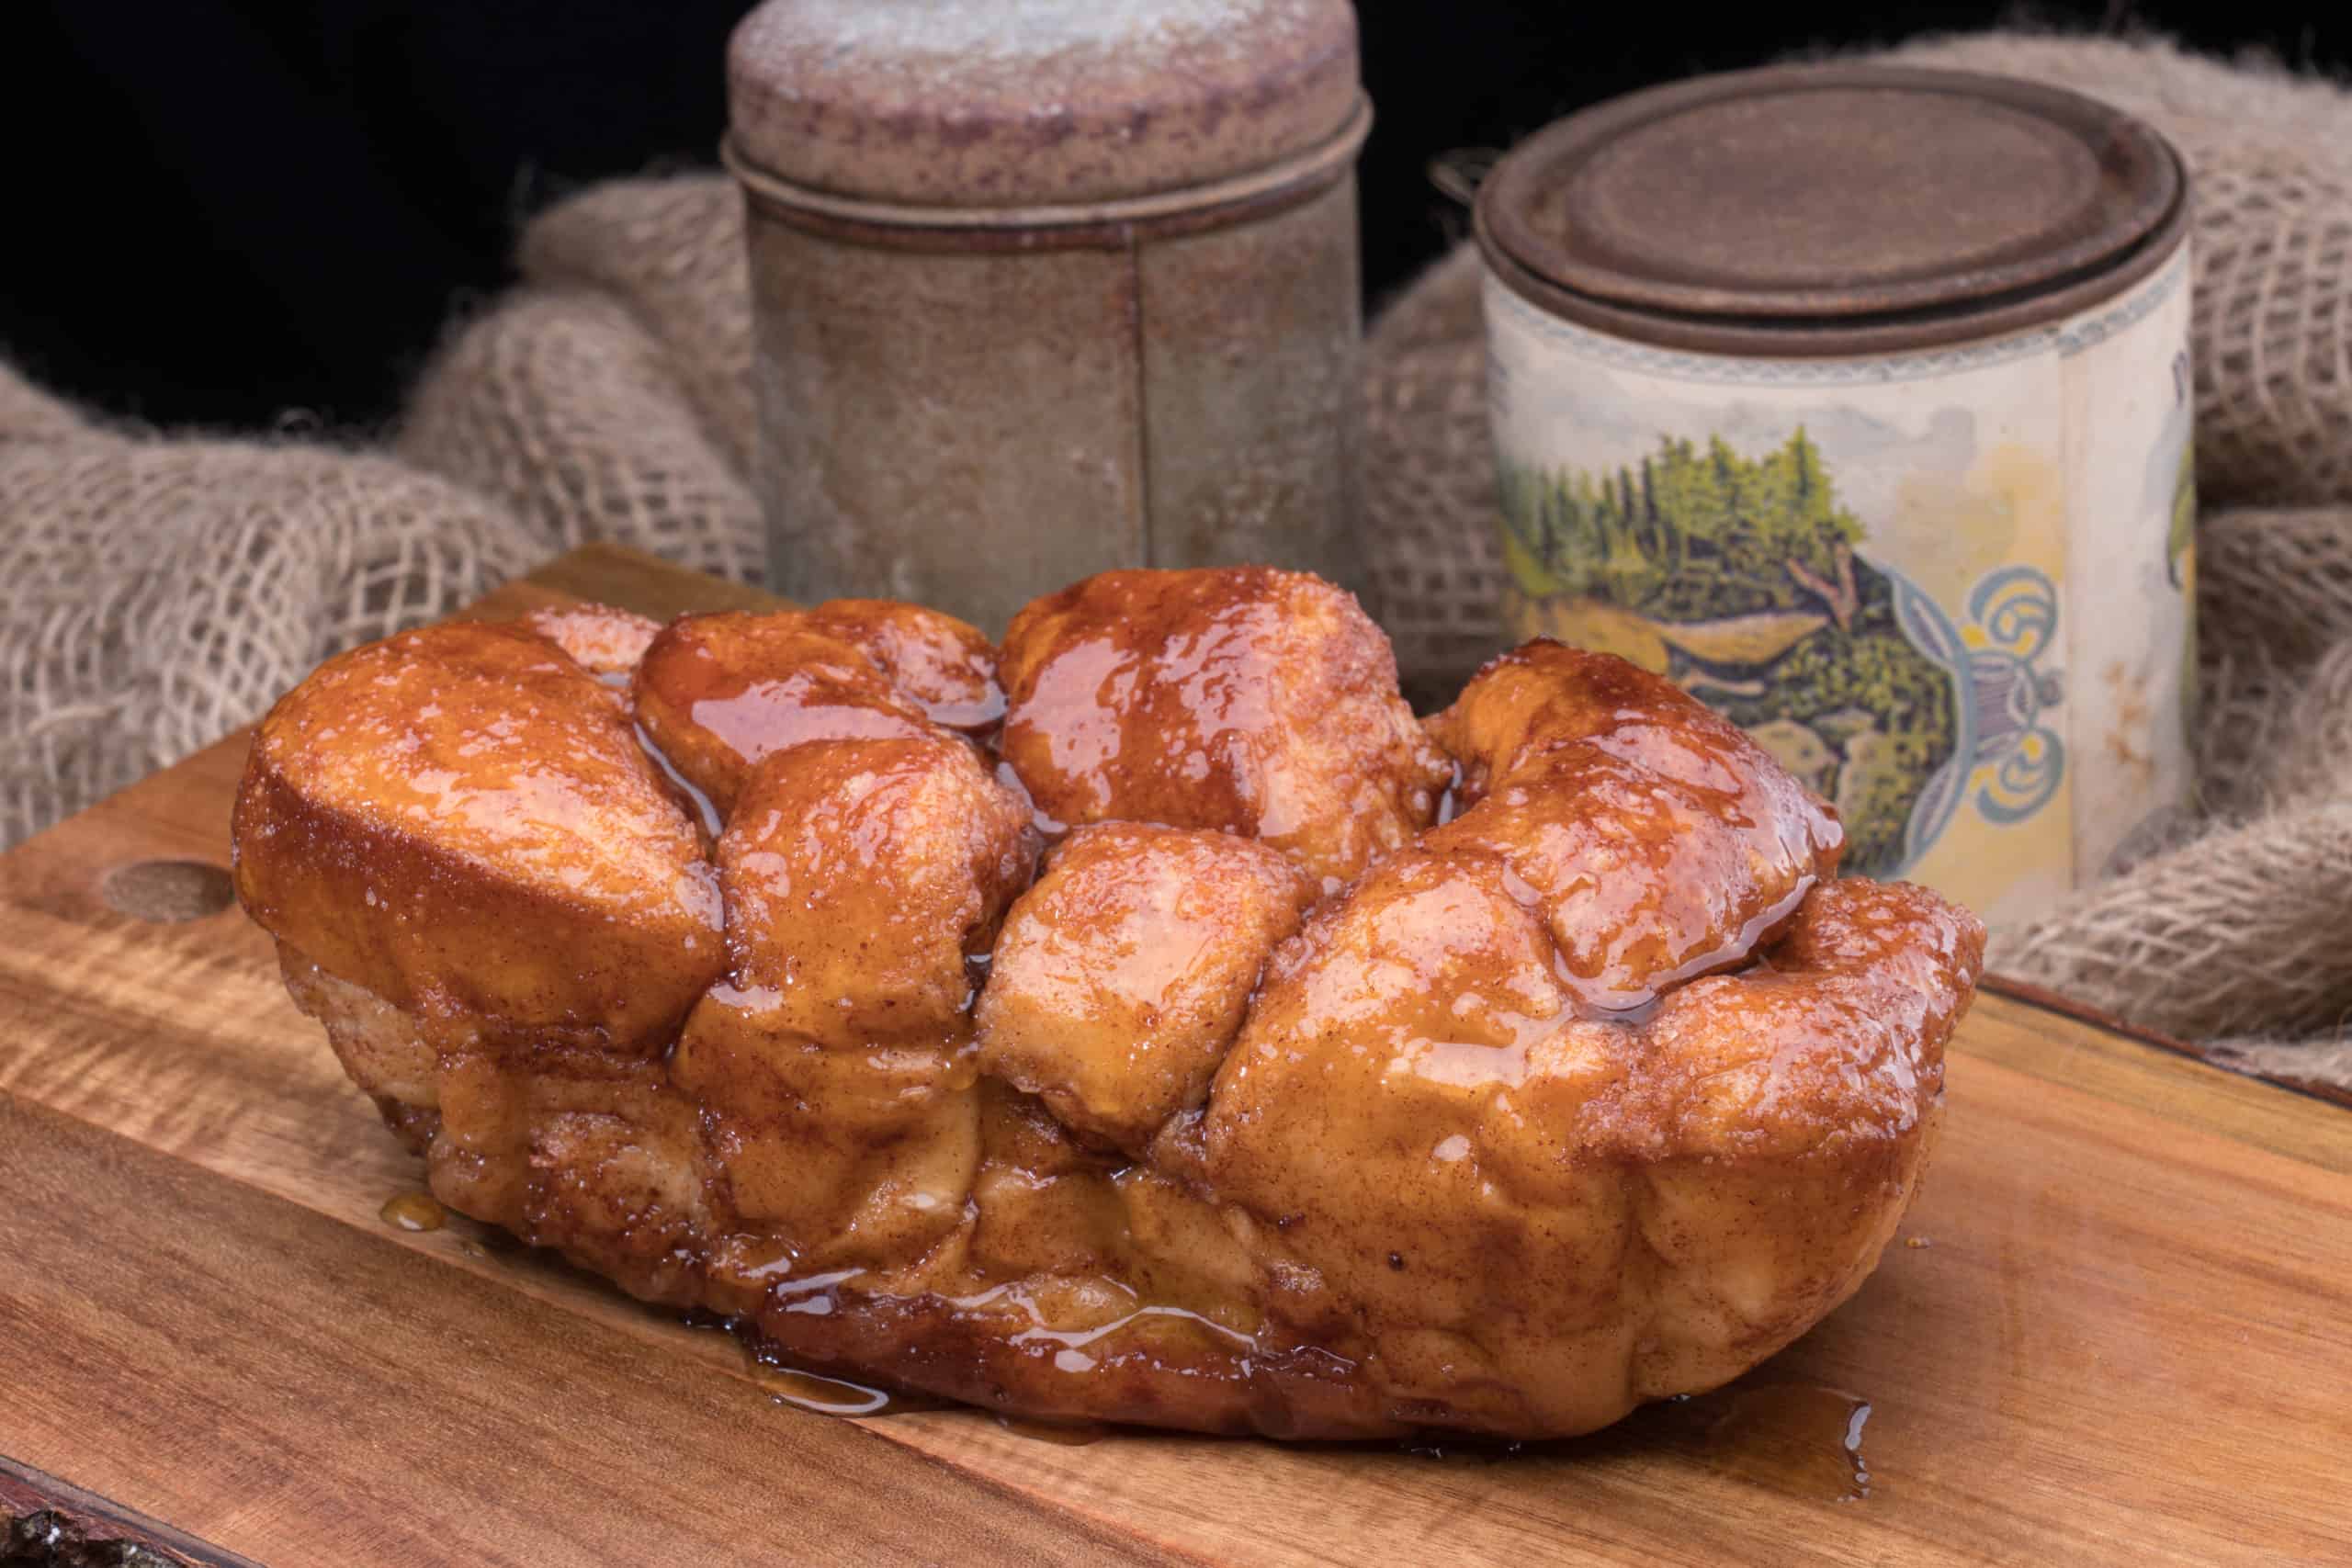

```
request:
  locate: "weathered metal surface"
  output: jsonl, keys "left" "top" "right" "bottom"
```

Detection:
{"left": 726, "top": 0, "right": 1362, "bottom": 207}
{"left": 728, "top": 0, "right": 1370, "bottom": 631}
{"left": 1476, "top": 63, "right": 2186, "bottom": 355}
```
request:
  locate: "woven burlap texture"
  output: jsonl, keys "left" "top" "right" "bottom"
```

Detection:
{"left": 0, "top": 365, "right": 544, "bottom": 850}
{"left": 2, "top": 33, "right": 2347, "bottom": 1086}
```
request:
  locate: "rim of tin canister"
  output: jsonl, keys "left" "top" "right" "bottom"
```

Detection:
{"left": 1476, "top": 63, "right": 2188, "bottom": 358}
{"left": 725, "top": 95, "right": 1372, "bottom": 253}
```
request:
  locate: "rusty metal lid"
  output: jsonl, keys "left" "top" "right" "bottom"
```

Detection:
{"left": 726, "top": 0, "right": 1363, "bottom": 209}
{"left": 1476, "top": 63, "right": 2186, "bottom": 353}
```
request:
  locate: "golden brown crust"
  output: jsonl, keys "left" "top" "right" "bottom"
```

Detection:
{"left": 801, "top": 599, "right": 1005, "bottom": 733}
{"left": 678, "top": 737, "right": 1035, "bottom": 1269}
{"left": 632, "top": 612, "right": 936, "bottom": 818}
{"left": 231, "top": 621, "right": 722, "bottom": 1048}
{"left": 716, "top": 736, "right": 1036, "bottom": 1042}
{"left": 235, "top": 571, "right": 1984, "bottom": 1440}
{"left": 1425, "top": 640, "right": 1846, "bottom": 1008}
{"left": 976, "top": 823, "right": 1315, "bottom": 1157}
{"left": 1202, "top": 874, "right": 1979, "bottom": 1432}
{"left": 996, "top": 567, "right": 1452, "bottom": 886}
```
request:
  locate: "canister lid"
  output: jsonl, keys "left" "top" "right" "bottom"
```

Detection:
{"left": 1476, "top": 64, "right": 2186, "bottom": 353}
{"left": 727, "top": 0, "right": 1363, "bottom": 209}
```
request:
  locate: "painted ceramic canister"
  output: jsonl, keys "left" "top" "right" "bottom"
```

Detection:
{"left": 1476, "top": 65, "right": 2193, "bottom": 928}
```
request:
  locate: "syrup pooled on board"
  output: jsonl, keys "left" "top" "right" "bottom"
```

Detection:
{"left": 753, "top": 1364, "right": 897, "bottom": 1417}
{"left": 379, "top": 1190, "right": 447, "bottom": 1233}
{"left": 1634, "top": 1382, "right": 1877, "bottom": 1503}
{"left": 1396, "top": 1381, "right": 1872, "bottom": 1503}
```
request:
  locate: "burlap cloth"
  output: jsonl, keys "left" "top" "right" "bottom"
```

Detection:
{"left": 6, "top": 33, "right": 2349, "bottom": 1088}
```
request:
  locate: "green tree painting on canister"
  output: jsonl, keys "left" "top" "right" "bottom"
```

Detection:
{"left": 1473, "top": 63, "right": 2199, "bottom": 929}
{"left": 1498, "top": 430, "right": 1956, "bottom": 876}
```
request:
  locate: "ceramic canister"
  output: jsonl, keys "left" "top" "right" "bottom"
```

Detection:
{"left": 725, "top": 0, "right": 1371, "bottom": 636}
{"left": 1475, "top": 64, "right": 2194, "bottom": 927}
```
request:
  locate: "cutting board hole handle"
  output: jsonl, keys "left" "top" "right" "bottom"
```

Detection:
{"left": 99, "top": 860, "right": 235, "bottom": 923}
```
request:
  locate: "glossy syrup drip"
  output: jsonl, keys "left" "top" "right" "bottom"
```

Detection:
{"left": 994, "top": 567, "right": 1453, "bottom": 883}
{"left": 634, "top": 720, "right": 724, "bottom": 840}
{"left": 753, "top": 1364, "right": 897, "bottom": 1417}
{"left": 379, "top": 1190, "right": 447, "bottom": 1232}
{"left": 797, "top": 599, "right": 1006, "bottom": 735}
{"left": 994, "top": 758, "right": 1066, "bottom": 840}
{"left": 1559, "top": 872, "right": 1818, "bottom": 1023}
{"left": 690, "top": 1312, "right": 936, "bottom": 1420}
{"left": 949, "top": 1281, "right": 1261, "bottom": 1365}
{"left": 1430, "top": 755, "right": 1467, "bottom": 828}
{"left": 1642, "top": 1382, "right": 1876, "bottom": 1503}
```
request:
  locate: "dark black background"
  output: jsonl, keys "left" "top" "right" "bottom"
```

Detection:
{"left": 4, "top": 2, "right": 2339, "bottom": 430}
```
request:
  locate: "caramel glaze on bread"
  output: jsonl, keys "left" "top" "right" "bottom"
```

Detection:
{"left": 232, "top": 567, "right": 1984, "bottom": 1439}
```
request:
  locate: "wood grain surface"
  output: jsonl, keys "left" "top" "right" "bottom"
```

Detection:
{"left": 3, "top": 544, "right": 2346, "bottom": 1567}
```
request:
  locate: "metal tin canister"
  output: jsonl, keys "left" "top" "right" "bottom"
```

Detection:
{"left": 724, "top": 0, "right": 1371, "bottom": 635}
{"left": 1475, "top": 64, "right": 2193, "bottom": 927}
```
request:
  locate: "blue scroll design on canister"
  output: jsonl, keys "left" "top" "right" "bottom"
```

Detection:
{"left": 1887, "top": 563, "right": 2066, "bottom": 869}
{"left": 1963, "top": 567, "right": 2068, "bottom": 824}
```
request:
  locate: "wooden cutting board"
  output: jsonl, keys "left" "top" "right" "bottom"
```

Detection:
{"left": 4, "top": 545, "right": 2347, "bottom": 1568}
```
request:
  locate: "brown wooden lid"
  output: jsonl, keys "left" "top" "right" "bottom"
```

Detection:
{"left": 1476, "top": 63, "right": 2186, "bottom": 351}
{"left": 727, "top": 0, "right": 1362, "bottom": 209}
